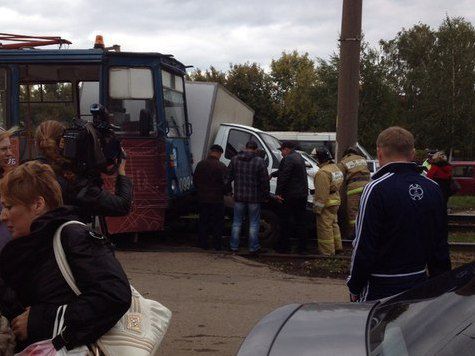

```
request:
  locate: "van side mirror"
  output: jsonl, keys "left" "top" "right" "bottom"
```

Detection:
{"left": 305, "top": 162, "right": 312, "bottom": 169}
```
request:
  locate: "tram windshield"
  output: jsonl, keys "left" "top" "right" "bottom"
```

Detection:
{"left": 108, "top": 66, "right": 157, "bottom": 137}
{"left": 162, "top": 70, "right": 187, "bottom": 138}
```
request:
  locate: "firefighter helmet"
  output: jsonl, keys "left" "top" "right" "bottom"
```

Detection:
{"left": 312, "top": 146, "right": 333, "bottom": 163}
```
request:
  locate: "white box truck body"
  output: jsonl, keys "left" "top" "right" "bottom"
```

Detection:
{"left": 185, "top": 81, "right": 254, "bottom": 169}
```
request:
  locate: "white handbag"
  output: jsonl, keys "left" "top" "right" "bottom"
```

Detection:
{"left": 53, "top": 221, "right": 172, "bottom": 356}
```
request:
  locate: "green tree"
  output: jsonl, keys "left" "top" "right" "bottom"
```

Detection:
{"left": 270, "top": 51, "right": 319, "bottom": 130}
{"left": 314, "top": 55, "right": 339, "bottom": 132}
{"left": 358, "top": 45, "right": 401, "bottom": 153}
{"left": 225, "top": 63, "right": 276, "bottom": 129}
{"left": 381, "top": 17, "right": 475, "bottom": 158}
{"left": 187, "top": 66, "right": 226, "bottom": 85}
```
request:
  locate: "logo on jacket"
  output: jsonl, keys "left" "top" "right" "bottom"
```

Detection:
{"left": 408, "top": 184, "right": 424, "bottom": 201}
{"left": 331, "top": 171, "right": 344, "bottom": 182}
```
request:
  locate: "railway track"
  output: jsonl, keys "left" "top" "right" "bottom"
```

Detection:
{"left": 235, "top": 240, "right": 475, "bottom": 260}
{"left": 448, "top": 213, "right": 475, "bottom": 231}
{"left": 115, "top": 213, "right": 474, "bottom": 257}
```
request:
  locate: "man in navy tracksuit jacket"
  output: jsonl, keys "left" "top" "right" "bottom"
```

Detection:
{"left": 347, "top": 127, "right": 451, "bottom": 301}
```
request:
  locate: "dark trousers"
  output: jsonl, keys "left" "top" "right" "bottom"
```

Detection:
{"left": 276, "top": 197, "right": 307, "bottom": 252}
{"left": 198, "top": 202, "right": 225, "bottom": 250}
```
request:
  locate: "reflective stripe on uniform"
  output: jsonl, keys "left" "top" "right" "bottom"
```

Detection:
{"left": 325, "top": 199, "right": 340, "bottom": 207}
{"left": 347, "top": 187, "right": 364, "bottom": 196}
{"left": 314, "top": 201, "right": 325, "bottom": 208}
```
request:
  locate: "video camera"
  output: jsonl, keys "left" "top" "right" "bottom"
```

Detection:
{"left": 62, "top": 103, "right": 123, "bottom": 176}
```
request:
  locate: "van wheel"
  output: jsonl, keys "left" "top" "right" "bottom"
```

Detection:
{"left": 259, "top": 209, "right": 280, "bottom": 248}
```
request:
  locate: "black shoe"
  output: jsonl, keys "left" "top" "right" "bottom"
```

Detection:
{"left": 228, "top": 247, "right": 239, "bottom": 255}
{"left": 274, "top": 248, "right": 291, "bottom": 254}
{"left": 249, "top": 248, "right": 268, "bottom": 256}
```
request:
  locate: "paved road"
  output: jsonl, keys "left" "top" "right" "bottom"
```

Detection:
{"left": 117, "top": 250, "right": 347, "bottom": 355}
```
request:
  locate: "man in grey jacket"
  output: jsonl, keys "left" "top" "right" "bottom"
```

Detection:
{"left": 274, "top": 141, "right": 309, "bottom": 254}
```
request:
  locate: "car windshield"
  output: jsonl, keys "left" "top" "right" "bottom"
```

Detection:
{"left": 259, "top": 132, "right": 282, "bottom": 162}
{"left": 300, "top": 151, "right": 318, "bottom": 165}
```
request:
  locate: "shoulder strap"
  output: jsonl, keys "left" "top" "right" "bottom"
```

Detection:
{"left": 53, "top": 221, "right": 87, "bottom": 296}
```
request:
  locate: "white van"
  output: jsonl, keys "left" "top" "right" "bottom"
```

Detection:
{"left": 268, "top": 131, "right": 379, "bottom": 175}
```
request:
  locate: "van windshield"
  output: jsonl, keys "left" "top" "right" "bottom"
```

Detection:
{"left": 259, "top": 132, "right": 282, "bottom": 163}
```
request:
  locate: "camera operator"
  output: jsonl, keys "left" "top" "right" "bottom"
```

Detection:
{"left": 34, "top": 119, "right": 133, "bottom": 225}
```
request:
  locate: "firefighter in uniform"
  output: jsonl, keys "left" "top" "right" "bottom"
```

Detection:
{"left": 338, "top": 147, "right": 371, "bottom": 238}
{"left": 312, "top": 147, "right": 344, "bottom": 256}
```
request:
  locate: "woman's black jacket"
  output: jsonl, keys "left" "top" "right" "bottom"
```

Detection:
{"left": 0, "top": 208, "right": 131, "bottom": 351}
{"left": 34, "top": 157, "right": 133, "bottom": 221}
{"left": 59, "top": 174, "right": 133, "bottom": 222}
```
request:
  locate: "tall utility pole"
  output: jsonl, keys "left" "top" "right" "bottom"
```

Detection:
{"left": 336, "top": 0, "right": 363, "bottom": 160}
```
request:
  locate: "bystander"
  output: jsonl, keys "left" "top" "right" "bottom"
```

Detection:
{"left": 193, "top": 144, "right": 228, "bottom": 250}
{"left": 274, "top": 141, "right": 309, "bottom": 254}
{"left": 347, "top": 127, "right": 451, "bottom": 302}
{"left": 227, "top": 141, "right": 269, "bottom": 254}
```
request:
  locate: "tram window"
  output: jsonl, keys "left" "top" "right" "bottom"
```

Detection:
{"left": 108, "top": 98, "right": 157, "bottom": 137}
{"left": 78, "top": 81, "right": 99, "bottom": 121}
{"left": 108, "top": 67, "right": 157, "bottom": 136}
{"left": 0, "top": 68, "right": 7, "bottom": 128}
{"left": 162, "top": 70, "right": 187, "bottom": 138}
{"left": 19, "top": 82, "right": 75, "bottom": 128}
{"left": 109, "top": 67, "right": 153, "bottom": 99}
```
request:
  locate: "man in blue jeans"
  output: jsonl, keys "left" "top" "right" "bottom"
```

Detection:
{"left": 227, "top": 141, "right": 270, "bottom": 254}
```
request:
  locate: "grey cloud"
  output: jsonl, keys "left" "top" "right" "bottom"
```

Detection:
{"left": 1, "top": 0, "right": 474, "bottom": 70}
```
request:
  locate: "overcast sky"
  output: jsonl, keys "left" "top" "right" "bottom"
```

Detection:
{"left": 1, "top": 0, "right": 475, "bottom": 72}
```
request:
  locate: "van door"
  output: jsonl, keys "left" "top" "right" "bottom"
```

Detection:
{"left": 221, "top": 127, "right": 273, "bottom": 171}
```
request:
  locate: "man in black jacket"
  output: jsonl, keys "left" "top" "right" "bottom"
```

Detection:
{"left": 347, "top": 127, "right": 451, "bottom": 302}
{"left": 193, "top": 144, "right": 228, "bottom": 250}
{"left": 227, "top": 141, "right": 270, "bottom": 254}
{"left": 274, "top": 141, "right": 309, "bottom": 254}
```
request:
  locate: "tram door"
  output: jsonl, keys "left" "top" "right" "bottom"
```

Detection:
{"left": 102, "top": 54, "right": 169, "bottom": 233}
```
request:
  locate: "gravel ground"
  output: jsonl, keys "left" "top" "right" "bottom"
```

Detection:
{"left": 116, "top": 250, "right": 348, "bottom": 356}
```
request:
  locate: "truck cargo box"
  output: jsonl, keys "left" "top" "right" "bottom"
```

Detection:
{"left": 185, "top": 81, "right": 254, "bottom": 168}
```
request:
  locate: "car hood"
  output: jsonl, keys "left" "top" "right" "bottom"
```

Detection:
{"left": 237, "top": 302, "right": 376, "bottom": 356}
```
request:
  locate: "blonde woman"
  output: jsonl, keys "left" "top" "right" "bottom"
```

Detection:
{"left": 0, "top": 161, "right": 131, "bottom": 353}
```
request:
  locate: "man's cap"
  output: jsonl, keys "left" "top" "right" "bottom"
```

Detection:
{"left": 245, "top": 141, "right": 258, "bottom": 150}
{"left": 209, "top": 144, "right": 224, "bottom": 153}
{"left": 278, "top": 141, "right": 296, "bottom": 150}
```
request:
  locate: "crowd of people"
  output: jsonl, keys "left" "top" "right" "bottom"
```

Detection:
{"left": 194, "top": 135, "right": 369, "bottom": 256}
{"left": 195, "top": 126, "right": 452, "bottom": 302}
{"left": 0, "top": 121, "right": 454, "bottom": 353}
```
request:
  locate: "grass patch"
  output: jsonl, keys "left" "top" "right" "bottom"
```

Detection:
{"left": 449, "top": 232, "right": 475, "bottom": 243}
{"left": 448, "top": 195, "right": 475, "bottom": 210}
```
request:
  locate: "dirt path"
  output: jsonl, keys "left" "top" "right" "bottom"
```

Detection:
{"left": 117, "top": 250, "right": 348, "bottom": 355}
